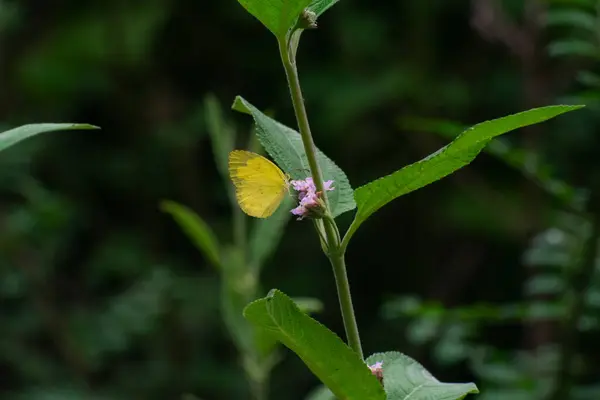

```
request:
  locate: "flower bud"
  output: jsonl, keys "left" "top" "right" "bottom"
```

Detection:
{"left": 299, "top": 9, "right": 318, "bottom": 29}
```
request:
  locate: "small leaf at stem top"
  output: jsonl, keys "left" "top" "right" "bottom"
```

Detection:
{"left": 237, "top": 0, "right": 313, "bottom": 38}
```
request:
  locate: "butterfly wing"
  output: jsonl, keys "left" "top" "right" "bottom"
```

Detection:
{"left": 228, "top": 150, "right": 287, "bottom": 218}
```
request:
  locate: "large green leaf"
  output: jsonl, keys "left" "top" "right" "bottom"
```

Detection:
{"left": 366, "top": 352, "right": 478, "bottom": 400}
{"left": 160, "top": 201, "right": 221, "bottom": 269}
{"left": 292, "top": 296, "right": 324, "bottom": 314}
{"left": 0, "top": 123, "right": 98, "bottom": 153}
{"left": 397, "top": 116, "right": 581, "bottom": 208}
{"left": 348, "top": 105, "right": 584, "bottom": 243}
{"left": 236, "top": 0, "right": 312, "bottom": 38}
{"left": 244, "top": 290, "right": 385, "bottom": 400}
{"left": 232, "top": 96, "right": 356, "bottom": 218}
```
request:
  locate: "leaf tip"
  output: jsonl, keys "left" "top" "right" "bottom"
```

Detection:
{"left": 231, "top": 96, "right": 251, "bottom": 115}
{"left": 158, "top": 199, "right": 176, "bottom": 213}
{"left": 242, "top": 296, "right": 267, "bottom": 319}
{"left": 57, "top": 123, "right": 101, "bottom": 131}
{"left": 79, "top": 123, "right": 101, "bottom": 130}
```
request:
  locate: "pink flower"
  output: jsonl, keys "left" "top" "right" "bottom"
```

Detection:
{"left": 368, "top": 361, "right": 383, "bottom": 372}
{"left": 291, "top": 205, "right": 308, "bottom": 218}
{"left": 291, "top": 191, "right": 319, "bottom": 219}
{"left": 291, "top": 179, "right": 312, "bottom": 193}
{"left": 300, "top": 192, "right": 319, "bottom": 207}
{"left": 368, "top": 361, "right": 384, "bottom": 383}
{"left": 289, "top": 176, "right": 335, "bottom": 220}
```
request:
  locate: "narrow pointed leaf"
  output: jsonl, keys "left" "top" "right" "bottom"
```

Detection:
{"left": 237, "top": 0, "right": 312, "bottom": 38}
{"left": 233, "top": 96, "right": 356, "bottom": 217}
{"left": 160, "top": 201, "right": 221, "bottom": 269}
{"left": 244, "top": 290, "right": 385, "bottom": 400}
{"left": 366, "top": 352, "right": 478, "bottom": 400}
{"left": 353, "top": 105, "right": 584, "bottom": 229}
{"left": 397, "top": 116, "right": 581, "bottom": 208}
{"left": 0, "top": 123, "right": 99, "bottom": 153}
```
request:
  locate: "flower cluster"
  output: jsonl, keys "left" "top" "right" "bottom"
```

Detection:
{"left": 289, "top": 177, "right": 334, "bottom": 220}
{"left": 368, "top": 361, "right": 384, "bottom": 384}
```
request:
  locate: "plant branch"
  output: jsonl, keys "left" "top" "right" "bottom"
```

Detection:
{"left": 278, "top": 36, "right": 363, "bottom": 358}
{"left": 340, "top": 218, "right": 361, "bottom": 254}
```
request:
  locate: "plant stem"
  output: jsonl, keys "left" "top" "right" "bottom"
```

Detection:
{"left": 329, "top": 250, "right": 364, "bottom": 358}
{"left": 549, "top": 207, "right": 600, "bottom": 400}
{"left": 278, "top": 37, "right": 363, "bottom": 358}
{"left": 278, "top": 41, "right": 329, "bottom": 203}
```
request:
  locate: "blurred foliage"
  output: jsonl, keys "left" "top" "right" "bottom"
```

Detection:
{"left": 381, "top": 2, "right": 600, "bottom": 399}
{"left": 1, "top": 0, "right": 600, "bottom": 399}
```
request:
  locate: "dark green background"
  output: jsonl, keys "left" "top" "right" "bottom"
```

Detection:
{"left": 1, "top": 0, "right": 599, "bottom": 399}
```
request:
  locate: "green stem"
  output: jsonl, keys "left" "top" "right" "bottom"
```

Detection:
{"left": 248, "top": 371, "right": 269, "bottom": 400}
{"left": 340, "top": 218, "right": 361, "bottom": 254}
{"left": 278, "top": 36, "right": 363, "bottom": 358}
{"left": 278, "top": 40, "right": 329, "bottom": 205}
{"left": 329, "top": 250, "right": 364, "bottom": 358}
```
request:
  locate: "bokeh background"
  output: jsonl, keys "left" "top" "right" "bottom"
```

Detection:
{"left": 1, "top": 0, "right": 600, "bottom": 399}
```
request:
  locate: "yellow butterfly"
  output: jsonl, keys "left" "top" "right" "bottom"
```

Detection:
{"left": 228, "top": 150, "right": 290, "bottom": 218}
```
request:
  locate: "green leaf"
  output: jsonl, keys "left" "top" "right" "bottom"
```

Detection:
{"left": 307, "top": 0, "right": 340, "bottom": 17}
{"left": 249, "top": 195, "right": 294, "bottom": 269}
{"left": 233, "top": 96, "right": 356, "bottom": 218}
{"left": 204, "top": 94, "right": 235, "bottom": 184}
{"left": 548, "top": 39, "right": 600, "bottom": 59}
{"left": 352, "top": 105, "right": 584, "bottom": 233}
{"left": 292, "top": 296, "right": 324, "bottom": 314}
{"left": 160, "top": 201, "right": 221, "bottom": 269}
{"left": 397, "top": 116, "right": 581, "bottom": 208}
{"left": 236, "top": 0, "right": 312, "bottom": 38}
{"left": 366, "top": 352, "right": 478, "bottom": 400}
{"left": 545, "top": 10, "right": 596, "bottom": 31}
{"left": 0, "top": 123, "right": 98, "bottom": 153}
{"left": 244, "top": 289, "right": 385, "bottom": 400}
